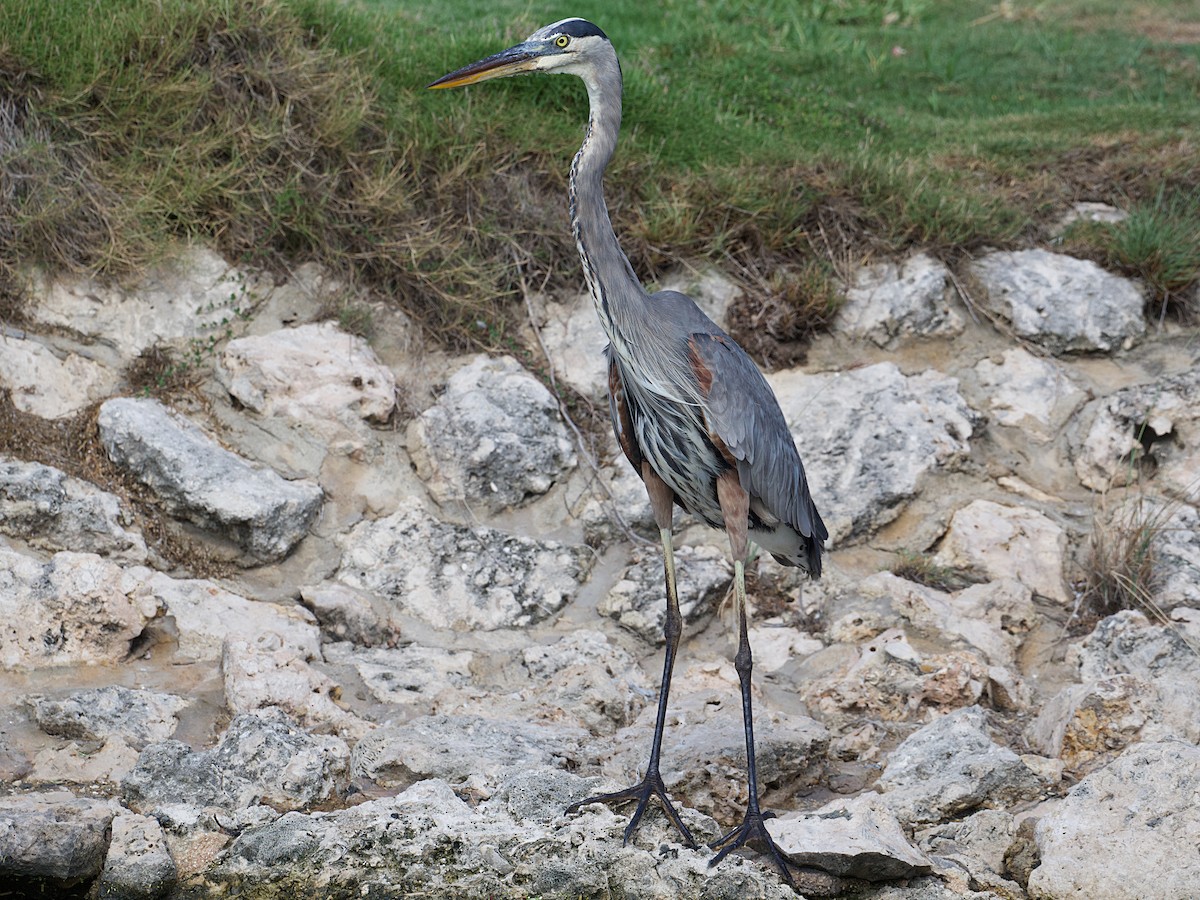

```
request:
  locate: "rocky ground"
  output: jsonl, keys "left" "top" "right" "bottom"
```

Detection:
{"left": 1, "top": 205, "right": 1199, "bottom": 899}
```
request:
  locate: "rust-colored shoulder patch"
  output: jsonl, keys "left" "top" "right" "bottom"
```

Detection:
{"left": 609, "top": 358, "right": 643, "bottom": 471}
{"left": 687, "top": 336, "right": 715, "bottom": 394}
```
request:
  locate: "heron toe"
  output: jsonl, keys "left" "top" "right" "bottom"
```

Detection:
{"left": 567, "top": 770, "right": 698, "bottom": 848}
{"left": 709, "top": 808, "right": 798, "bottom": 888}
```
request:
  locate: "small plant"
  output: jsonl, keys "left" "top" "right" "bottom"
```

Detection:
{"left": 891, "top": 549, "right": 979, "bottom": 592}
{"left": 1078, "top": 491, "right": 1173, "bottom": 621}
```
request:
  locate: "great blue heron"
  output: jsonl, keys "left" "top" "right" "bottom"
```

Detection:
{"left": 430, "top": 18, "right": 827, "bottom": 886}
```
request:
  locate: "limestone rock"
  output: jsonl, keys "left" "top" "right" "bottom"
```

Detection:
{"left": 1028, "top": 741, "right": 1200, "bottom": 899}
{"left": 933, "top": 499, "right": 1069, "bottom": 603}
{"left": 1149, "top": 500, "right": 1200, "bottom": 609}
{"left": 28, "top": 736, "right": 141, "bottom": 788}
{"left": 0, "top": 791, "right": 122, "bottom": 884}
{"left": 407, "top": 354, "right": 576, "bottom": 512}
{"left": 877, "top": 706, "right": 1044, "bottom": 825}
{"left": 96, "top": 813, "right": 177, "bottom": 900}
{"left": 136, "top": 569, "right": 321, "bottom": 662}
{"left": 917, "top": 809, "right": 1025, "bottom": 897}
{"left": 528, "top": 292, "right": 609, "bottom": 399}
{"left": 1069, "top": 368, "right": 1200, "bottom": 494}
{"left": 215, "top": 322, "right": 396, "bottom": 453}
{"left": 334, "top": 498, "right": 593, "bottom": 631}
{"left": 221, "top": 634, "right": 371, "bottom": 739}
{"left": 30, "top": 686, "right": 187, "bottom": 751}
{"left": 836, "top": 253, "right": 963, "bottom": 346}
{"left": 801, "top": 630, "right": 992, "bottom": 728}
{"left": 767, "top": 793, "right": 932, "bottom": 880}
{"left": 1025, "top": 674, "right": 1158, "bottom": 776}
{"left": 351, "top": 715, "right": 589, "bottom": 793}
{"left": 970, "top": 347, "right": 1086, "bottom": 441}
{"left": 864, "top": 572, "right": 1036, "bottom": 669}
{"left": 322, "top": 640, "right": 475, "bottom": 709}
{"left": 122, "top": 708, "right": 350, "bottom": 815}
{"left": 520, "top": 630, "right": 650, "bottom": 735}
{"left": 0, "top": 332, "right": 115, "bottom": 419}
{"left": 769, "top": 362, "right": 977, "bottom": 542}
{"left": 199, "top": 773, "right": 795, "bottom": 897}
{"left": 0, "top": 458, "right": 147, "bottom": 561}
{"left": 98, "top": 397, "right": 323, "bottom": 564}
{"left": 1027, "top": 610, "right": 1200, "bottom": 765}
{"left": 0, "top": 544, "right": 160, "bottom": 670}
{"left": 595, "top": 685, "right": 829, "bottom": 822}
{"left": 28, "top": 245, "right": 261, "bottom": 359}
{"left": 969, "top": 249, "right": 1145, "bottom": 353}
{"left": 598, "top": 543, "right": 730, "bottom": 643}
{"left": 299, "top": 581, "right": 405, "bottom": 647}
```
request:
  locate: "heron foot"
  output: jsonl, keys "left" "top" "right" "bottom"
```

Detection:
{"left": 709, "top": 808, "right": 797, "bottom": 888}
{"left": 566, "top": 771, "right": 698, "bottom": 848}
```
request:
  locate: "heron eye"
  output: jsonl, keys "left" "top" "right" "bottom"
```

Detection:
{"left": 554, "top": 35, "right": 570, "bottom": 48}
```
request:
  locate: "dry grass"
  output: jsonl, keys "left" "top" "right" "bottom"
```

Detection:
{"left": 1078, "top": 490, "right": 1176, "bottom": 624}
{"left": 891, "top": 549, "right": 981, "bottom": 593}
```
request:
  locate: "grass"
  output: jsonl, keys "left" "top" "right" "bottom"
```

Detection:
{"left": 0, "top": 0, "right": 1198, "bottom": 356}
{"left": 1064, "top": 187, "right": 1200, "bottom": 320}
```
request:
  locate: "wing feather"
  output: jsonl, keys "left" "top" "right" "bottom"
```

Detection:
{"left": 687, "top": 332, "right": 827, "bottom": 545}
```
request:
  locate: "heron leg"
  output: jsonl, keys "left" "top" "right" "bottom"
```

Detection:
{"left": 708, "top": 474, "right": 798, "bottom": 888}
{"left": 566, "top": 467, "right": 697, "bottom": 848}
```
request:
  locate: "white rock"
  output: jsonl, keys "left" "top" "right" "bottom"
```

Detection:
{"left": 122, "top": 707, "right": 350, "bottom": 815}
{"left": 30, "top": 686, "right": 187, "bottom": 750}
{"left": 135, "top": 569, "right": 321, "bottom": 662}
{"left": 28, "top": 245, "right": 261, "bottom": 359}
{"left": 99, "top": 397, "right": 323, "bottom": 564}
{"left": 351, "top": 715, "right": 588, "bottom": 790}
{"left": 221, "top": 633, "right": 371, "bottom": 739}
{"left": 599, "top": 543, "right": 730, "bottom": 643}
{"left": 0, "top": 545, "right": 160, "bottom": 670}
{"left": 299, "top": 581, "right": 404, "bottom": 647}
{"left": 0, "top": 791, "right": 122, "bottom": 883}
{"left": 769, "top": 362, "right": 977, "bottom": 542}
{"left": 836, "top": 253, "right": 963, "bottom": 346}
{"left": 1028, "top": 610, "right": 1200, "bottom": 764}
{"left": 0, "top": 332, "right": 115, "bottom": 419}
{"left": 96, "top": 813, "right": 177, "bottom": 899}
{"left": 0, "top": 457, "right": 147, "bottom": 562}
{"left": 969, "top": 249, "right": 1146, "bottom": 353}
{"left": 934, "top": 499, "right": 1069, "bottom": 603}
{"left": 1028, "top": 741, "right": 1200, "bottom": 899}
{"left": 1069, "top": 368, "right": 1200, "bottom": 494}
{"left": 29, "top": 736, "right": 141, "bottom": 787}
{"left": 322, "top": 641, "right": 475, "bottom": 708}
{"left": 334, "top": 497, "right": 592, "bottom": 632}
{"left": 1026, "top": 674, "right": 1158, "bottom": 775}
{"left": 216, "top": 322, "right": 396, "bottom": 450}
{"left": 801, "top": 630, "right": 992, "bottom": 728}
{"left": 877, "top": 706, "right": 1044, "bottom": 825}
{"left": 864, "top": 572, "right": 1036, "bottom": 668}
{"left": 1053, "top": 201, "right": 1128, "bottom": 234}
{"left": 971, "top": 347, "right": 1086, "bottom": 440}
{"left": 529, "top": 291, "right": 609, "bottom": 399}
{"left": 746, "top": 624, "right": 824, "bottom": 673}
{"left": 768, "top": 792, "right": 932, "bottom": 880}
{"left": 407, "top": 354, "right": 576, "bottom": 512}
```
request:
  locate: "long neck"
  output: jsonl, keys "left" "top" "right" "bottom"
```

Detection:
{"left": 569, "top": 57, "right": 643, "bottom": 341}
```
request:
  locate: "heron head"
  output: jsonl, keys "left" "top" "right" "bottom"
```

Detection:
{"left": 428, "top": 18, "right": 611, "bottom": 89}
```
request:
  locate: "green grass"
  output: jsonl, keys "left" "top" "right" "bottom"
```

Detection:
{"left": 1, "top": 0, "right": 1198, "bottom": 352}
